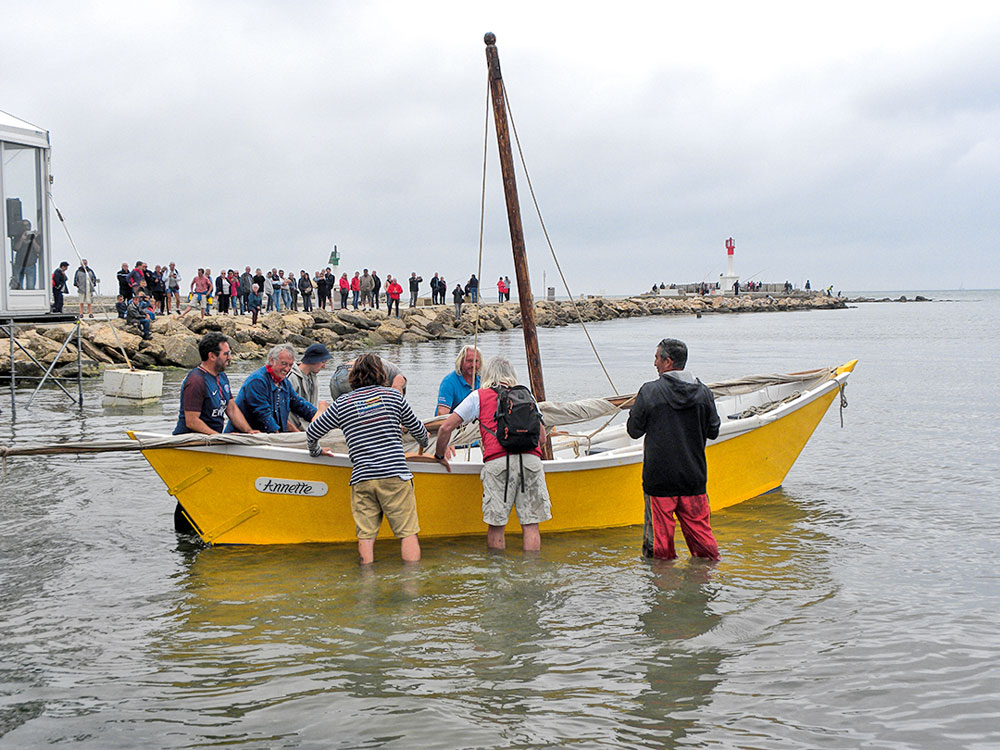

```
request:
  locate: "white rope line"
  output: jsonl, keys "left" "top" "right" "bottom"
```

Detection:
{"left": 465, "top": 78, "right": 493, "bottom": 461}
{"left": 499, "top": 83, "right": 619, "bottom": 395}
{"left": 473, "top": 74, "right": 489, "bottom": 370}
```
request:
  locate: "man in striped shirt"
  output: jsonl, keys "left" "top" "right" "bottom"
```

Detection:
{"left": 307, "top": 353, "right": 430, "bottom": 564}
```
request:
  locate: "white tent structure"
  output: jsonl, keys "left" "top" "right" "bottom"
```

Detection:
{"left": 1, "top": 110, "right": 52, "bottom": 315}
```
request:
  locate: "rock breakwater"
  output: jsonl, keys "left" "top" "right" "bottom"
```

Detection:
{"left": 2, "top": 294, "right": 846, "bottom": 377}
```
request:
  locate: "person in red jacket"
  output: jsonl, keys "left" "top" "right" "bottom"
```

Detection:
{"left": 386, "top": 275, "right": 403, "bottom": 318}
{"left": 350, "top": 272, "right": 361, "bottom": 309}
{"left": 497, "top": 276, "right": 507, "bottom": 303}
{"left": 338, "top": 273, "right": 350, "bottom": 309}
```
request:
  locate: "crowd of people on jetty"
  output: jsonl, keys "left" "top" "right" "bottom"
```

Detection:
{"left": 96, "top": 261, "right": 514, "bottom": 322}
{"left": 173, "top": 331, "right": 721, "bottom": 567}
{"left": 49, "top": 261, "right": 517, "bottom": 339}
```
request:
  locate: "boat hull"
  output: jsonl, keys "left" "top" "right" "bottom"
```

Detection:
{"left": 139, "top": 362, "right": 854, "bottom": 545}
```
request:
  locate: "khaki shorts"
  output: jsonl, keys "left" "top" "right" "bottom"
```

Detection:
{"left": 351, "top": 476, "right": 419, "bottom": 539}
{"left": 481, "top": 453, "right": 551, "bottom": 527}
{"left": 79, "top": 288, "right": 93, "bottom": 303}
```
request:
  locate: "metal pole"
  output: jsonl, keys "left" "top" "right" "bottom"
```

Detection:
{"left": 76, "top": 319, "right": 83, "bottom": 405}
{"left": 8, "top": 320, "right": 15, "bottom": 419}
{"left": 484, "top": 33, "right": 545, "bottom": 406}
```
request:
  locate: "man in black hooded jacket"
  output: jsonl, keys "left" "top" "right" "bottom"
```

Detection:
{"left": 626, "top": 337, "right": 720, "bottom": 560}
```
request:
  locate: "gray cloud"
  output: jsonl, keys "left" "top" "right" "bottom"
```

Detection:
{"left": 3, "top": 2, "right": 997, "bottom": 293}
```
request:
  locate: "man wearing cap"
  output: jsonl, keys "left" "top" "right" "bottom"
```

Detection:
{"left": 287, "top": 343, "right": 332, "bottom": 430}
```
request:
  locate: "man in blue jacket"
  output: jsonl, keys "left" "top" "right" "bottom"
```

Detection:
{"left": 230, "top": 343, "right": 318, "bottom": 433}
{"left": 626, "top": 338, "right": 721, "bottom": 561}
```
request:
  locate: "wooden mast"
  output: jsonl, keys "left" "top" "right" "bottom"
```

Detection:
{"left": 484, "top": 32, "right": 546, "bottom": 408}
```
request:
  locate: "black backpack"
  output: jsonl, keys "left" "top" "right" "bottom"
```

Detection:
{"left": 483, "top": 385, "right": 542, "bottom": 453}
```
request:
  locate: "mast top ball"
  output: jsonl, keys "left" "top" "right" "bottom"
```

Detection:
{"left": 484, "top": 32, "right": 496, "bottom": 45}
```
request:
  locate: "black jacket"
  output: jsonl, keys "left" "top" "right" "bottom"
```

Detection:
{"left": 626, "top": 371, "right": 720, "bottom": 496}
{"left": 117, "top": 268, "right": 131, "bottom": 295}
{"left": 52, "top": 268, "right": 68, "bottom": 292}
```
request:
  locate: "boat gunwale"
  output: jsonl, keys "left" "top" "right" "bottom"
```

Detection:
{"left": 132, "top": 365, "right": 851, "bottom": 474}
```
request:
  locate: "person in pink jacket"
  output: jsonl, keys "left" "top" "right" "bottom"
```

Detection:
{"left": 386, "top": 276, "right": 403, "bottom": 318}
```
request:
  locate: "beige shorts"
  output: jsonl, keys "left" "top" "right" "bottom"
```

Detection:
{"left": 481, "top": 453, "right": 551, "bottom": 527}
{"left": 351, "top": 476, "right": 419, "bottom": 539}
{"left": 79, "top": 288, "right": 93, "bottom": 303}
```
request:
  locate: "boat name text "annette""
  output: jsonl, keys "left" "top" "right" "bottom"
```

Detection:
{"left": 254, "top": 477, "right": 328, "bottom": 497}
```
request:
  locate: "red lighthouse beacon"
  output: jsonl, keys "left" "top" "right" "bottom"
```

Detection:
{"left": 721, "top": 237, "right": 740, "bottom": 294}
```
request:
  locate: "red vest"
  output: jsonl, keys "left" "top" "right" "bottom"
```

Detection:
{"left": 477, "top": 387, "right": 543, "bottom": 463}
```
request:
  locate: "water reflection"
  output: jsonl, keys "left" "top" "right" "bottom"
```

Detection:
{"left": 140, "top": 490, "right": 820, "bottom": 747}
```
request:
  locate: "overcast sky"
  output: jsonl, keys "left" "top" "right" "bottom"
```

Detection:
{"left": 3, "top": 1, "right": 998, "bottom": 293}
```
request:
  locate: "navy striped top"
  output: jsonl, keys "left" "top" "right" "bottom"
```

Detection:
{"left": 306, "top": 385, "right": 429, "bottom": 484}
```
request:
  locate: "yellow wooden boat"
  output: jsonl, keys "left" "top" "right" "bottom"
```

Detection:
{"left": 129, "top": 36, "right": 857, "bottom": 545}
{"left": 132, "top": 359, "right": 855, "bottom": 545}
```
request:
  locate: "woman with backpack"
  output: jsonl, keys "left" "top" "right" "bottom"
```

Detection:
{"left": 432, "top": 356, "right": 550, "bottom": 552}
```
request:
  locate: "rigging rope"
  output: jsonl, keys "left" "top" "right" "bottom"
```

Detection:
{"left": 472, "top": 76, "right": 489, "bottom": 380}
{"left": 499, "top": 81, "right": 619, "bottom": 396}
{"left": 464, "top": 77, "right": 492, "bottom": 461}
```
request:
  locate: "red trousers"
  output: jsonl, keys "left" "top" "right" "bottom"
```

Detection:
{"left": 643, "top": 493, "right": 719, "bottom": 560}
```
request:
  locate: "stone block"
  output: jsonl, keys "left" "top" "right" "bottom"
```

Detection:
{"left": 103, "top": 368, "right": 164, "bottom": 400}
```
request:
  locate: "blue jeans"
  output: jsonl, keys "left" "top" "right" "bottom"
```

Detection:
{"left": 352, "top": 290, "right": 359, "bottom": 309}
{"left": 274, "top": 292, "right": 283, "bottom": 311}
{"left": 282, "top": 290, "right": 291, "bottom": 308}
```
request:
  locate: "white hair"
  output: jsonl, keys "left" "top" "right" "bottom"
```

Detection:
{"left": 480, "top": 356, "right": 518, "bottom": 389}
{"left": 267, "top": 343, "right": 295, "bottom": 363}
{"left": 454, "top": 345, "right": 483, "bottom": 375}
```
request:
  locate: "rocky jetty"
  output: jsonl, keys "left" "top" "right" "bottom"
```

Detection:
{"left": 1, "top": 294, "right": 847, "bottom": 377}
{"left": 846, "top": 294, "right": 931, "bottom": 303}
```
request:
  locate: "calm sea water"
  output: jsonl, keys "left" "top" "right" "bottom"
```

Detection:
{"left": 1, "top": 291, "right": 997, "bottom": 749}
